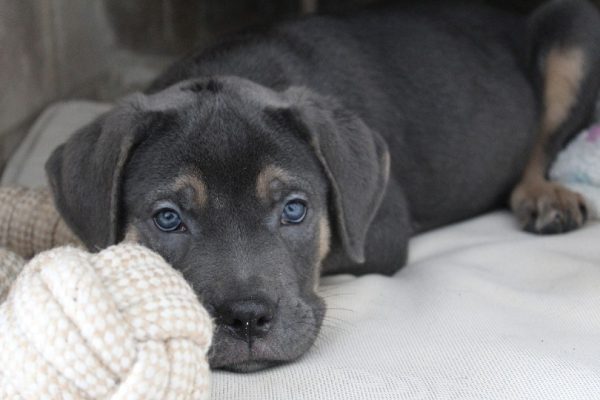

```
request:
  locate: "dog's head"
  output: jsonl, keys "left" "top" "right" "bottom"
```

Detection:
{"left": 46, "top": 76, "right": 389, "bottom": 372}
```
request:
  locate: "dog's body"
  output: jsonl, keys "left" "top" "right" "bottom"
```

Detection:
{"left": 149, "top": 4, "right": 537, "bottom": 277}
{"left": 46, "top": 1, "right": 600, "bottom": 371}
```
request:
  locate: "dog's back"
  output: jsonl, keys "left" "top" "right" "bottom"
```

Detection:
{"left": 150, "top": 4, "right": 537, "bottom": 229}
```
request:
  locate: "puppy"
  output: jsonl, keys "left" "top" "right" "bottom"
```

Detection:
{"left": 46, "top": 1, "right": 600, "bottom": 372}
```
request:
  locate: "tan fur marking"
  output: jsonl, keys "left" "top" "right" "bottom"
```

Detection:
{"left": 382, "top": 149, "right": 391, "bottom": 184}
{"left": 318, "top": 216, "right": 331, "bottom": 262}
{"left": 510, "top": 48, "right": 588, "bottom": 233}
{"left": 522, "top": 47, "right": 586, "bottom": 181}
{"left": 313, "top": 215, "right": 331, "bottom": 289}
{"left": 256, "top": 165, "right": 291, "bottom": 202}
{"left": 173, "top": 174, "right": 208, "bottom": 208}
{"left": 123, "top": 225, "right": 141, "bottom": 243}
{"left": 542, "top": 47, "right": 585, "bottom": 135}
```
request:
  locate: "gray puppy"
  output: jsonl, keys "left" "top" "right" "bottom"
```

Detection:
{"left": 46, "top": 1, "right": 600, "bottom": 372}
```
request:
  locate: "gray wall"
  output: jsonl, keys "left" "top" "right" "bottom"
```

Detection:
{"left": 0, "top": 1, "right": 117, "bottom": 172}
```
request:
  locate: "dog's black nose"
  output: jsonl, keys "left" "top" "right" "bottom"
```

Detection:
{"left": 218, "top": 299, "right": 275, "bottom": 341}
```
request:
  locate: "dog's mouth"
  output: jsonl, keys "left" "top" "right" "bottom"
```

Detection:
{"left": 209, "top": 334, "right": 287, "bottom": 371}
{"left": 207, "top": 298, "right": 326, "bottom": 372}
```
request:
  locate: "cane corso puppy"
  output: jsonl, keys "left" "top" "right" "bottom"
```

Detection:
{"left": 46, "top": 1, "right": 600, "bottom": 371}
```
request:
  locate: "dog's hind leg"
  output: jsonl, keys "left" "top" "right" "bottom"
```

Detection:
{"left": 511, "top": 0, "right": 600, "bottom": 234}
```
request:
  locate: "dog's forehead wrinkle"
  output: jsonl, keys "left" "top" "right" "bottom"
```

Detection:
{"left": 125, "top": 88, "right": 198, "bottom": 113}
{"left": 218, "top": 75, "right": 290, "bottom": 108}
{"left": 162, "top": 75, "right": 290, "bottom": 114}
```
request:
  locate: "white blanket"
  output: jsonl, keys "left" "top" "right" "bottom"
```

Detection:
{"left": 3, "top": 102, "right": 600, "bottom": 399}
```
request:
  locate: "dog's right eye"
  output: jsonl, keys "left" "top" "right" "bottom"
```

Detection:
{"left": 153, "top": 208, "right": 185, "bottom": 232}
{"left": 281, "top": 199, "right": 307, "bottom": 225}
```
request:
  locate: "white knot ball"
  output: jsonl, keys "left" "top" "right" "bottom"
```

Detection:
{"left": 0, "top": 244, "right": 213, "bottom": 399}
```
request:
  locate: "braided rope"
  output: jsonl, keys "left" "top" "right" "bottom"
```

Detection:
{"left": 0, "top": 187, "right": 83, "bottom": 259}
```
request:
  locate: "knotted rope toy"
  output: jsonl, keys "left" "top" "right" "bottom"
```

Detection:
{"left": 0, "top": 188, "right": 213, "bottom": 399}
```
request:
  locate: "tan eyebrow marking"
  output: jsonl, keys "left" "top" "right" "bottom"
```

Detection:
{"left": 256, "top": 165, "right": 292, "bottom": 202}
{"left": 172, "top": 173, "right": 208, "bottom": 208}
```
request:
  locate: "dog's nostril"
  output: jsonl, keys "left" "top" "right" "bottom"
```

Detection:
{"left": 218, "top": 299, "right": 276, "bottom": 341}
{"left": 256, "top": 316, "right": 271, "bottom": 327}
{"left": 232, "top": 319, "right": 244, "bottom": 329}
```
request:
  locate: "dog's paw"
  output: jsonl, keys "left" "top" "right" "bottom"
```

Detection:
{"left": 510, "top": 180, "right": 587, "bottom": 234}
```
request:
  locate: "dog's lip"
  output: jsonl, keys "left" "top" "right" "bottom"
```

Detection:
{"left": 210, "top": 349, "right": 288, "bottom": 372}
{"left": 209, "top": 335, "right": 292, "bottom": 371}
{"left": 219, "top": 359, "right": 285, "bottom": 373}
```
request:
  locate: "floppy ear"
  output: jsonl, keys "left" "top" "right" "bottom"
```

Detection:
{"left": 282, "top": 87, "right": 390, "bottom": 263}
{"left": 45, "top": 104, "right": 149, "bottom": 250}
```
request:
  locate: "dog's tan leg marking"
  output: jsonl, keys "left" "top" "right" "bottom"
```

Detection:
{"left": 255, "top": 165, "right": 291, "bottom": 203}
{"left": 173, "top": 173, "right": 208, "bottom": 208}
{"left": 542, "top": 48, "right": 585, "bottom": 136}
{"left": 511, "top": 47, "right": 588, "bottom": 233}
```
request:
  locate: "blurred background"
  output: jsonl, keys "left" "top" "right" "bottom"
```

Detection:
{"left": 0, "top": 0, "right": 597, "bottom": 173}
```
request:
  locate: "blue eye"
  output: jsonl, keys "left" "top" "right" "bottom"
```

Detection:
{"left": 281, "top": 200, "right": 307, "bottom": 224}
{"left": 153, "top": 208, "right": 184, "bottom": 232}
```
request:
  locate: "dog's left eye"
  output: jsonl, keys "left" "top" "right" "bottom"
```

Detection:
{"left": 153, "top": 208, "right": 185, "bottom": 232}
{"left": 281, "top": 200, "right": 307, "bottom": 224}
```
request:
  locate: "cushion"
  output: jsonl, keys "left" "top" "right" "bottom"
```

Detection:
{"left": 1, "top": 101, "right": 112, "bottom": 187}
{"left": 3, "top": 101, "right": 600, "bottom": 399}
